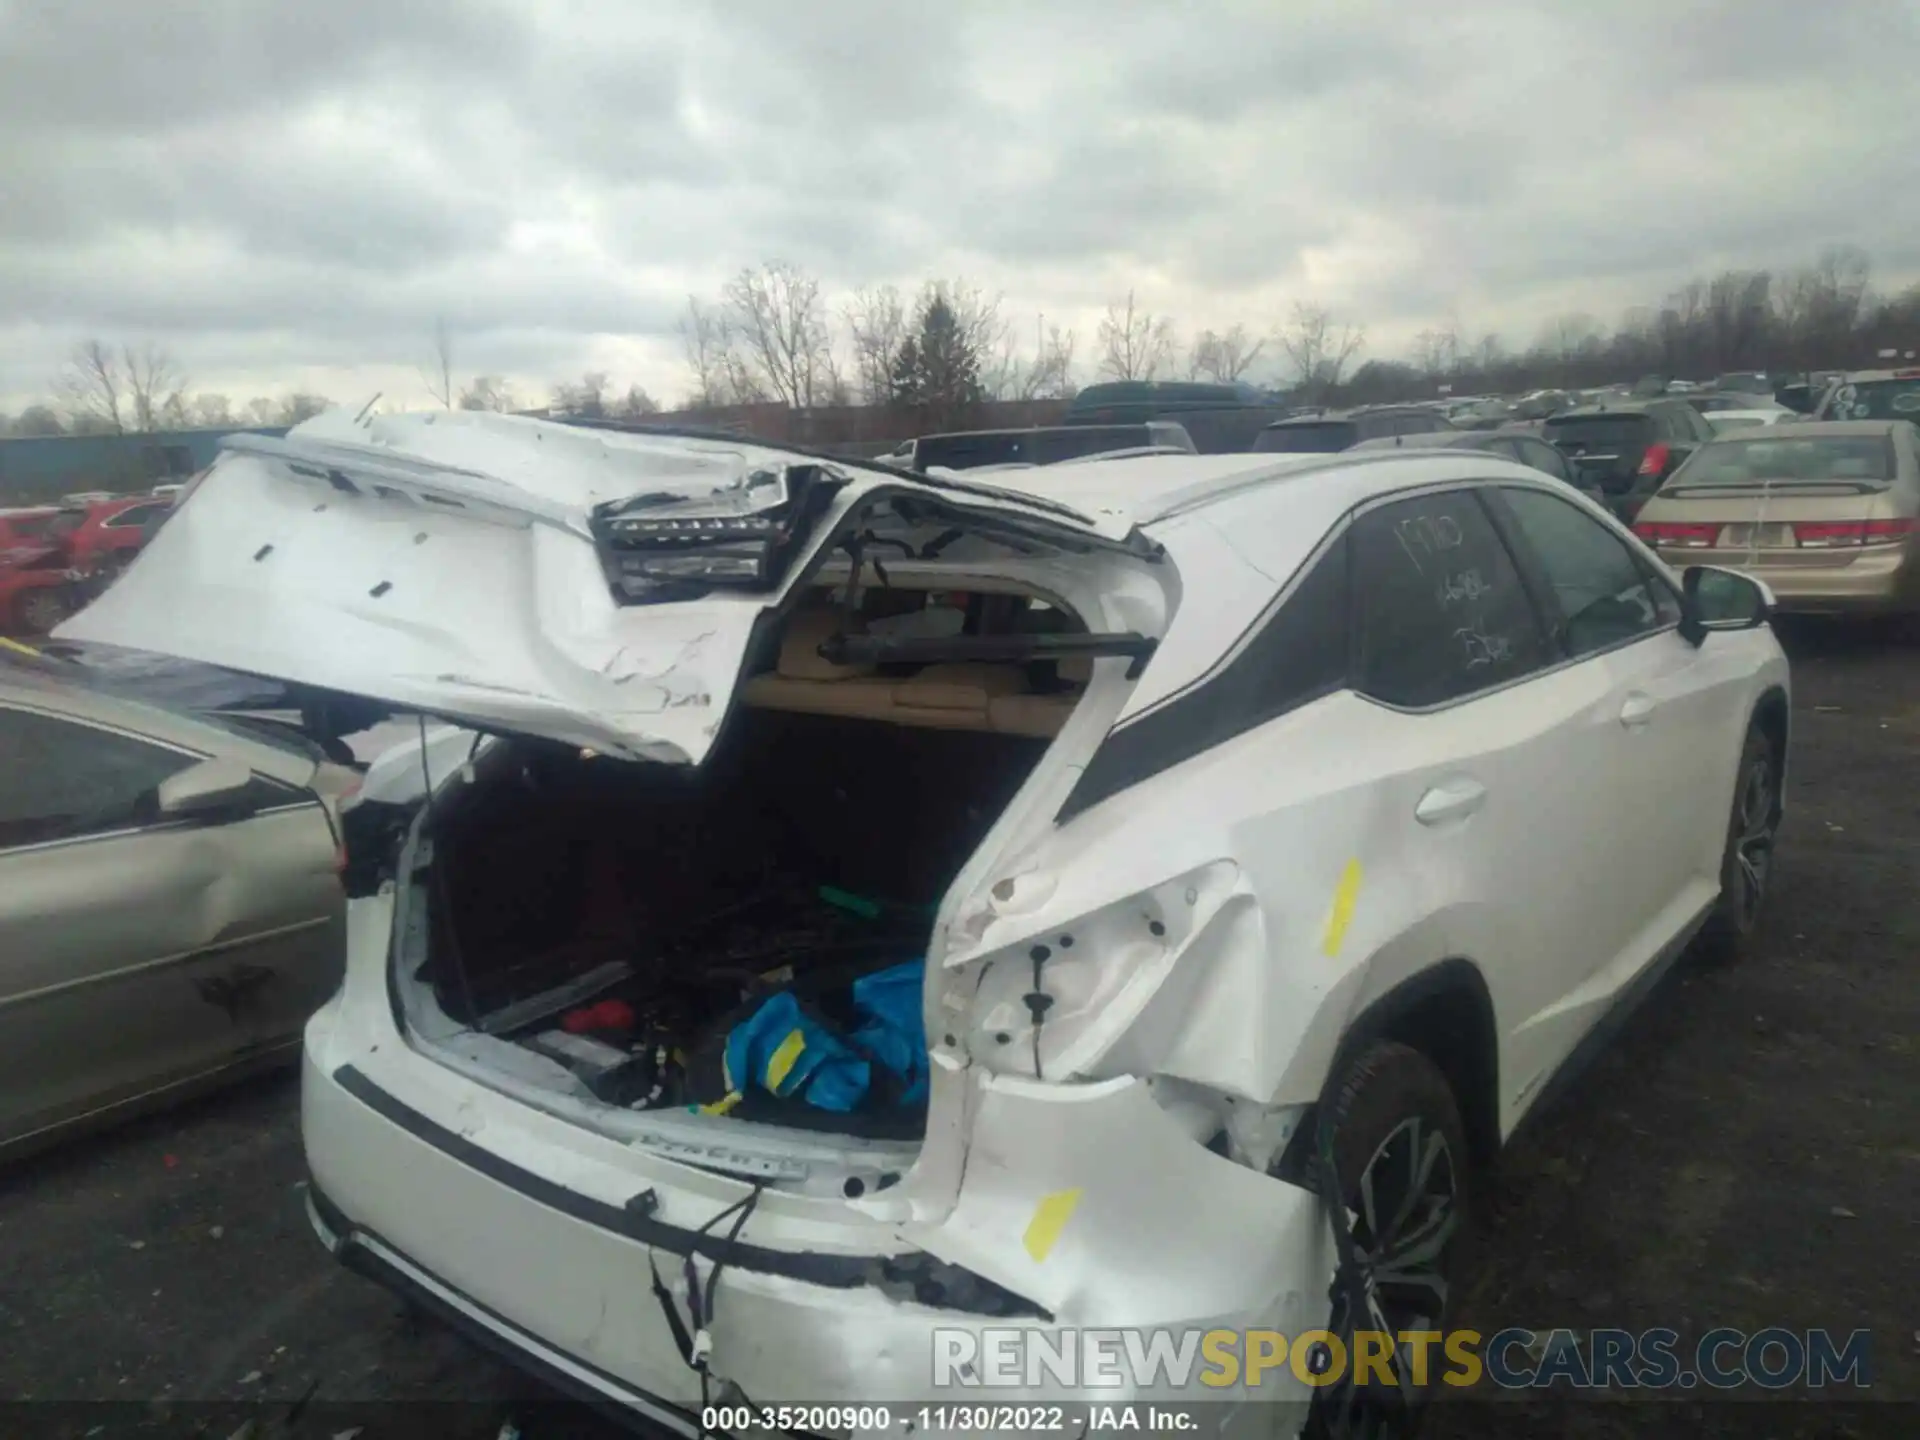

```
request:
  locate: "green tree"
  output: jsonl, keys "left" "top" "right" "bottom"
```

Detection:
{"left": 890, "top": 288, "right": 985, "bottom": 431}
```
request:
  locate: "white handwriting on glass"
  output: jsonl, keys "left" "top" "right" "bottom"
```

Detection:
{"left": 1436, "top": 568, "right": 1491, "bottom": 607}
{"left": 1456, "top": 626, "right": 1513, "bottom": 667}
{"left": 1393, "top": 513, "right": 1466, "bottom": 574}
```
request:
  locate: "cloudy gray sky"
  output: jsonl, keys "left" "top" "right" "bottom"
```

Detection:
{"left": 4, "top": 0, "right": 1918, "bottom": 412}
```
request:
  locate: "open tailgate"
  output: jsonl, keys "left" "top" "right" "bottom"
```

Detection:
{"left": 56, "top": 409, "right": 1146, "bottom": 764}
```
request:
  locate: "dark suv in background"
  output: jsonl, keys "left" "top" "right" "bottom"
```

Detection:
{"left": 1541, "top": 399, "right": 1713, "bottom": 520}
{"left": 1062, "top": 380, "right": 1287, "bottom": 453}
{"left": 908, "top": 421, "right": 1196, "bottom": 471}
{"left": 1251, "top": 405, "right": 1454, "bottom": 453}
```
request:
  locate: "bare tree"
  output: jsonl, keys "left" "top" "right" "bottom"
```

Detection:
{"left": 1410, "top": 327, "right": 1462, "bottom": 378}
{"left": 422, "top": 319, "right": 456, "bottom": 410}
{"left": 551, "top": 373, "right": 611, "bottom": 417}
{"left": 679, "top": 298, "right": 741, "bottom": 409}
{"left": 1187, "top": 323, "right": 1266, "bottom": 383}
{"left": 192, "top": 394, "right": 234, "bottom": 427}
{"left": 1776, "top": 246, "right": 1872, "bottom": 368}
{"left": 1278, "top": 303, "right": 1365, "bottom": 399}
{"left": 1097, "top": 291, "right": 1177, "bottom": 381}
{"left": 722, "top": 261, "right": 835, "bottom": 408}
{"left": 123, "top": 343, "right": 187, "bottom": 431}
{"left": 1703, "top": 271, "right": 1773, "bottom": 372}
{"left": 56, "top": 340, "right": 128, "bottom": 433}
{"left": 843, "top": 285, "right": 909, "bottom": 408}
{"left": 614, "top": 384, "right": 660, "bottom": 420}
{"left": 995, "top": 315, "right": 1079, "bottom": 401}
{"left": 458, "top": 376, "right": 517, "bottom": 412}
{"left": 277, "top": 394, "right": 330, "bottom": 425}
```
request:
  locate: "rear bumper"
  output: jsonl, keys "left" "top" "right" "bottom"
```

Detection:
{"left": 305, "top": 1179, "right": 687, "bottom": 1432}
{"left": 1652, "top": 547, "right": 1919, "bottom": 613}
{"left": 301, "top": 925, "right": 1326, "bottom": 1433}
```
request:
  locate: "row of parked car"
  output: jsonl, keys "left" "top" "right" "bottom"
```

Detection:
{"left": 0, "top": 487, "right": 181, "bottom": 634}
{"left": 879, "top": 368, "right": 1920, "bottom": 619}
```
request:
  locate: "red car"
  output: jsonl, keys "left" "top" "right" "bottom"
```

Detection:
{"left": 0, "top": 507, "right": 84, "bottom": 634}
{"left": 60, "top": 495, "right": 176, "bottom": 573}
{"left": 0, "top": 495, "right": 175, "bottom": 634}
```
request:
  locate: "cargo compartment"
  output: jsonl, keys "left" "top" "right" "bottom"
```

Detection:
{"left": 391, "top": 589, "right": 1095, "bottom": 1153}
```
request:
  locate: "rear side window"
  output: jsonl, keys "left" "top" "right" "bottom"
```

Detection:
{"left": 1062, "top": 534, "right": 1351, "bottom": 817}
{"left": 1493, "top": 488, "right": 1668, "bottom": 656}
{"left": 1254, "top": 422, "right": 1357, "bottom": 453}
{"left": 1825, "top": 378, "right": 1920, "bottom": 420}
{"left": 1351, "top": 492, "right": 1549, "bottom": 707}
{"left": 105, "top": 504, "right": 168, "bottom": 530}
{"left": 1546, "top": 415, "right": 1654, "bottom": 449}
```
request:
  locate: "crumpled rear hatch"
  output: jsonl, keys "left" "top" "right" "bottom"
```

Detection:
{"left": 56, "top": 408, "right": 1148, "bottom": 763}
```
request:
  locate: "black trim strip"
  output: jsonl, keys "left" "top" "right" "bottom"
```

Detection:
{"left": 332, "top": 1064, "right": 873, "bottom": 1287}
{"left": 312, "top": 1178, "right": 687, "bottom": 1436}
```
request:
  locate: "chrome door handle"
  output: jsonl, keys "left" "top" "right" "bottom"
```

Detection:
{"left": 1619, "top": 693, "right": 1658, "bottom": 729}
{"left": 1415, "top": 777, "right": 1487, "bottom": 826}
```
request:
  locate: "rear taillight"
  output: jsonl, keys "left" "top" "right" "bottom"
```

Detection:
{"left": 1634, "top": 521, "right": 1719, "bottom": 547}
{"left": 1636, "top": 442, "right": 1671, "bottom": 478}
{"left": 1792, "top": 518, "right": 1920, "bottom": 548}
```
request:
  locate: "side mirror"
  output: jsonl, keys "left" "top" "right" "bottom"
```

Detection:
{"left": 156, "top": 757, "right": 259, "bottom": 823}
{"left": 1679, "top": 565, "right": 1773, "bottom": 646}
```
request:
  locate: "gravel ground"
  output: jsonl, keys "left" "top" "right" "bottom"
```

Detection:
{"left": 0, "top": 619, "right": 1914, "bottom": 1439}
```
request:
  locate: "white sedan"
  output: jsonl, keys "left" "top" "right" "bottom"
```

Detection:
{"left": 64, "top": 411, "right": 1789, "bottom": 1437}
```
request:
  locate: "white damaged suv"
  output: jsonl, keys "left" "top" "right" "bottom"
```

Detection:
{"left": 64, "top": 409, "right": 1789, "bottom": 1436}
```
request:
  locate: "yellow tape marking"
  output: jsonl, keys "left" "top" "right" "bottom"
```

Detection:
{"left": 1023, "top": 1188, "right": 1084, "bottom": 1263}
{"left": 1320, "top": 859, "right": 1363, "bottom": 957}
{"left": 764, "top": 1028, "right": 808, "bottom": 1092}
{"left": 0, "top": 637, "right": 40, "bottom": 656}
{"left": 700, "top": 1091, "right": 743, "bottom": 1116}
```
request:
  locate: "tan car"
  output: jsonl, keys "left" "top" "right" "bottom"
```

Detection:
{"left": 1631, "top": 420, "right": 1920, "bottom": 615}
{"left": 0, "top": 647, "right": 354, "bottom": 1161}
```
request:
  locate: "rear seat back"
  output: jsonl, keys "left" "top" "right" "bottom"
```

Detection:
{"left": 738, "top": 603, "right": 1087, "bottom": 735}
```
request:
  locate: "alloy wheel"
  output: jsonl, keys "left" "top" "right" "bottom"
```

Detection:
{"left": 1316, "top": 1117, "right": 1460, "bottom": 1439}
{"left": 1731, "top": 752, "right": 1776, "bottom": 929}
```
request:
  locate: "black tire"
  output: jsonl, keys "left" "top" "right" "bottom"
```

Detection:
{"left": 1696, "top": 725, "right": 1779, "bottom": 963}
{"left": 14, "top": 587, "right": 68, "bottom": 635}
{"left": 1304, "top": 1041, "right": 1470, "bottom": 1440}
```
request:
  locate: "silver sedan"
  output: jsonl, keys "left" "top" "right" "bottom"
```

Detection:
{"left": 0, "top": 643, "right": 355, "bottom": 1161}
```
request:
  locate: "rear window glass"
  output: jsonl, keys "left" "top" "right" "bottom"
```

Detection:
{"left": 1825, "top": 379, "right": 1920, "bottom": 420}
{"left": 1544, "top": 415, "right": 1655, "bottom": 447}
{"left": 914, "top": 427, "right": 1156, "bottom": 470}
{"left": 913, "top": 434, "right": 1026, "bottom": 470}
{"left": 1253, "top": 422, "right": 1358, "bottom": 453}
{"left": 46, "top": 510, "right": 87, "bottom": 538}
{"left": 1670, "top": 436, "right": 1895, "bottom": 487}
{"left": 5, "top": 514, "right": 55, "bottom": 539}
{"left": 1030, "top": 426, "right": 1153, "bottom": 463}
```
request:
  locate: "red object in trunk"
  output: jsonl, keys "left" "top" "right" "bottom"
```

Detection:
{"left": 1636, "top": 442, "right": 1671, "bottom": 478}
{"left": 561, "top": 999, "right": 635, "bottom": 1034}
